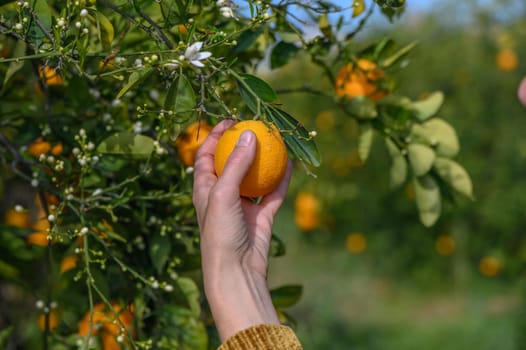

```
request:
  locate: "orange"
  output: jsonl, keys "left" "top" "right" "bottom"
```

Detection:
{"left": 214, "top": 120, "right": 288, "bottom": 198}
{"left": 4, "top": 208, "right": 30, "bottom": 228}
{"left": 346, "top": 232, "right": 367, "bottom": 254}
{"left": 435, "top": 235, "right": 455, "bottom": 256}
{"left": 335, "top": 58, "right": 386, "bottom": 101}
{"left": 479, "top": 256, "right": 501, "bottom": 277}
{"left": 26, "top": 232, "right": 49, "bottom": 246}
{"left": 496, "top": 48, "right": 518, "bottom": 71}
{"left": 60, "top": 255, "right": 78, "bottom": 273}
{"left": 28, "top": 137, "right": 52, "bottom": 158}
{"left": 51, "top": 142, "right": 63, "bottom": 156}
{"left": 78, "top": 302, "right": 134, "bottom": 350}
{"left": 178, "top": 24, "right": 188, "bottom": 36}
{"left": 38, "top": 65, "right": 64, "bottom": 86}
{"left": 294, "top": 192, "right": 320, "bottom": 231}
{"left": 38, "top": 310, "right": 59, "bottom": 332}
{"left": 175, "top": 121, "right": 213, "bottom": 167}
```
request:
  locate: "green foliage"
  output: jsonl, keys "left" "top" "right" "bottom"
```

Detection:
{"left": 0, "top": 0, "right": 474, "bottom": 349}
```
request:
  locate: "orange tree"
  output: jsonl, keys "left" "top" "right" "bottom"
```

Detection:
{"left": 0, "top": 0, "right": 472, "bottom": 348}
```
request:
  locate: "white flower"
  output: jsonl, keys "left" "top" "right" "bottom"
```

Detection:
{"left": 184, "top": 42, "right": 211, "bottom": 68}
{"left": 220, "top": 6, "right": 236, "bottom": 18}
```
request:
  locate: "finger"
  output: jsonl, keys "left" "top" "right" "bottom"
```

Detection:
{"left": 193, "top": 119, "right": 235, "bottom": 217}
{"left": 259, "top": 160, "right": 293, "bottom": 217}
{"left": 214, "top": 130, "right": 257, "bottom": 200}
{"left": 518, "top": 76, "right": 526, "bottom": 107}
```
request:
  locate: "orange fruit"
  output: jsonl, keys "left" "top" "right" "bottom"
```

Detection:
{"left": 335, "top": 58, "right": 386, "bottom": 101}
{"left": 479, "top": 256, "right": 501, "bottom": 277}
{"left": 60, "top": 255, "right": 78, "bottom": 273}
{"left": 178, "top": 24, "right": 188, "bottom": 36}
{"left": 175, "top": 121, "right": 213, "bottom": 167}
{"left": 38, "top": 65, "right": 64, "bottom": 86}
{"left": 51, "top": 142, "right": 63, "bottom": 156}
{"left": 26, "top": 232, "right": 49, "bottom": 246}
{"left": 435, "top": 235, "right": 455, "bottom": 256}
{"left": 496, "top": 48, "right": 518, "bottom": 71}
{"left": 28, "top": 137, "right": 52, "bottom": 158}
{"left": 214, "top": 120, "right": 288, "bottom": 198}
{"left": 294, "top": 192, "right": 320, "bottom": 231}
{"left": 38, "top": 310, "right": 59, "bottom": 332}
{"left": 346, "top": 232, "right": 367, "bottom": 254}
{"left": 78, "top": 302, "right": 135, "bottom": 350}
{"left": 4, "top": 208, "right": 30, "bottom": 228}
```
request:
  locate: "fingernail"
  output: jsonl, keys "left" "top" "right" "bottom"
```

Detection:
{"left": 237, "top": 130, "right": 254, "bottom": 147}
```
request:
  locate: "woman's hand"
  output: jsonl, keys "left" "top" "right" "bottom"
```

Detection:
{"left": 192, "top": 119, "right": 293, "bottom": 341}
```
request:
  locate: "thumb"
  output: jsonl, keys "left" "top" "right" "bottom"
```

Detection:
{"left": 216, "top": 130, "right": 257, "bottom": 191}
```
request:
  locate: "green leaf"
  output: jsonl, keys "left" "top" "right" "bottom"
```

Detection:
{"left": 266, "top": 107, "right": 320, "bottom": 167}
{"left": 411, "top": 91, "right": 444, "bottom": 121}
{"left": 421, "top": 118, "right": 459, "bottom": 157}
{"left": 434, "top": 157, "right": 474, "bottom": 199}
{"left": 116, "top": 68, "right": 153, "bottom": 99}
{"left": 164, "top": 74, "right": 196, "bottom": 119}
{"left": 358, "top": 123, "right": 374, "bottom": 162}
{"left": 381, "top": 41, "right": 418, "bottom": 68}
{"left": 0, "top": 259, "right": 18, "bottom": 279}
{"left": 270, "top": 233, "right": 286, "bottom": 257}
{"left": 176, "top": 277, "right": 201, "bottom": 317}
{"left": 407, "top": 143, "right": 435, "bottom": 176}
{"left": 2, "top": 41, "right": 26, "bottom": 91}
{"left": 28, "top": 0, "right": 52, "bottom": 41}
{"left": 149, "top": 234, "right": 171, "bottom": 274}
{"left": 233, "top": 29, "right": 262, "bottom": 53}
{"left": 386, "top": 139, "right": 407, "bottom": 188}
{"left": 97, "top": 132, "right": 154, "bottom": 159}
{"left": 270, "top": 42, "right": 300, "bottom": 69}
{"left": 390, "top": 155, "right": 407, "bottom": 189}
{"left": 318, "top": 14, "right": 332, "bottom": 38}
{"left": 270, "top": 285, "right": 303, "bottom": 308}
{"left": 413, "top": 175, "right": 441, "bottom": 227}
{"left": 97, "top": 12, "right": 114, "bottom": 51}
{"left": 237, "top": 73, "right": 277, "bottom": 114}
{"left": 342, "top": 97, "right": 378, "bottom": 120}
{"left": 0, "top": 326, "right": 14, "bottom": 349}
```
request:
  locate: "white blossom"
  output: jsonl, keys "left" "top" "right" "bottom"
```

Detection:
{"left": 184, "top": 42, "right": 211, "bottom": 68}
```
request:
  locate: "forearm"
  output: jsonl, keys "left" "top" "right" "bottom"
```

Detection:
{"left": 204, "top": 262, "right": 280, "bottom": 341}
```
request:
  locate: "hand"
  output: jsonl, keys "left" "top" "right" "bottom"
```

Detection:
{"left": 192, "top": 119, "right": 293, "bottom": 341}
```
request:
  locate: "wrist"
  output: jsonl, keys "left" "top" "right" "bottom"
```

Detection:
{"left": 204, "top": 262, "right": 279, "bottom": 341}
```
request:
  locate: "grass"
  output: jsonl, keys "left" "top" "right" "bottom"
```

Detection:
{"left": 268, "top": 204, "right": 522, "bottom": 350}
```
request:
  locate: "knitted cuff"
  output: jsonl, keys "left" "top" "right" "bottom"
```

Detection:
{"left": 218, "top": 324, "right": 302, "bottom": 350}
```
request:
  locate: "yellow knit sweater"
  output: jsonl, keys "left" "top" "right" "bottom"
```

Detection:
{"left": 218, "top": 324, "right": 302, "bottom": 349}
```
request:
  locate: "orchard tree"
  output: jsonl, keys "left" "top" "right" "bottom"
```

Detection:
{"left": 0, "top": 0, "right": 472, "bottom": 348}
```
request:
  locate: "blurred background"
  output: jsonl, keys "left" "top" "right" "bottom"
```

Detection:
{"left": 266, "top": 0, "right": 526, "bottom": 349}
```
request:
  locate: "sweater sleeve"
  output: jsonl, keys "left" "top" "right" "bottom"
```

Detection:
{"left": 218, "top": 324, "right": 302, "bottom": 350}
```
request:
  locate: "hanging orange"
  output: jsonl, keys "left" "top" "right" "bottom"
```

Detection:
{"left": 214, "top": 120, "right": 288, "bottom": 198}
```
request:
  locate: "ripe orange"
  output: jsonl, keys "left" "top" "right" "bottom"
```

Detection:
{"left": 4, "top": 208, "right": 30, "bottom": 228}
{"left": 78, "top": 302, "right": 134, "bottom": 350}
{"left": 294, "top": 192, "right": 320, "bottom": 231}
{"left": 28, "top": 137, "right": 52, "bottom": 158}
{"left": 60, "top": 255, "right": 78, "bottom": 273}
{"left": 479, "top": 256, "right": 501, "bottom": 277}
{"left": 496, "top": 48, "right": 518, "bottom": 71}
{"left": 175, "top": 121, "right": 213, "bottom": 167}
{"left": 346, "top": 232, "right": 367, "bottom": 254}
{"left": 435, "top": 235, "right": 455, "bottom": 256}
{"left": 335, "top": 58, "right": 386, "bottom": 101}
{"left": 38, "top": 65, "right": 64, "bottom": 86}
{"left": 214, "top": 120, "right": 288, "bottom": 198}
